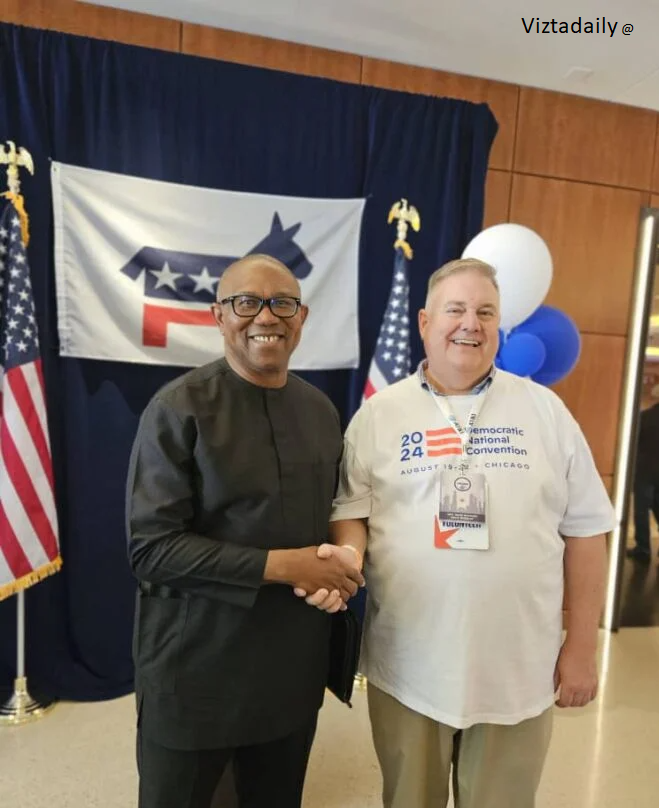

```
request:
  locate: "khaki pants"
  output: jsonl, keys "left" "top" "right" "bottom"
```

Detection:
{"left": 368, "top": 684, "right": 553, "bottom": 808}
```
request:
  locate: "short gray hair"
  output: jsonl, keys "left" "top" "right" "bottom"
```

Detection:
{"left": 426, "top": 258, "right": 499, "bottom": 304}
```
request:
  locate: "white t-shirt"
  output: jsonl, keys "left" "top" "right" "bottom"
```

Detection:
{"left": 330, "top": 370, "right": 615, "bottom": 728}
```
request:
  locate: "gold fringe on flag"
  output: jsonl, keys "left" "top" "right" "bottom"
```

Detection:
{"left": 0, "top": 557, "right": 62, "bottom": 602}
{"left": 1, "top": 190, "right": 30, "bottom": 247}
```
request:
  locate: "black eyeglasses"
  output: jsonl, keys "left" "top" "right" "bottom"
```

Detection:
{"left": 218, "top": 294, "right": 302, "bottom": 319}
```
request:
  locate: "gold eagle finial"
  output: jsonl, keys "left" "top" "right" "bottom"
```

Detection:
{"left": 388, "top": 198, "right": 420, "bottom": 259}
{"left": 0, "top": 141, "right": 35, "bottom": 246}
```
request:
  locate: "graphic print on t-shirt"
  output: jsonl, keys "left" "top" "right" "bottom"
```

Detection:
{"left": 400, "top": 427, "right": 462, "bottom": 462}
{"left": 399, "top": 423, "right": 532, "bottom": 549}
{"left": 399, "top": 426, "right": 530, "bottom": 470}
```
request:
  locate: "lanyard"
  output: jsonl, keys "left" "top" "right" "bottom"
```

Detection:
{"left": 431, "top": 388, "right": 489, "bottom": 458}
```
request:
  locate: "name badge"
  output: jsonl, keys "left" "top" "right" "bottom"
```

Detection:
{"left": 437, "top": 470, "right": 489, "bottom": 550}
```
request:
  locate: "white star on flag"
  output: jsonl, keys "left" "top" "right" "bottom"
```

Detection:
{"left": 150, "top": 261, "right": 182, "bottom": 291}
{"left": 190, "top": 267, "right": 218, "bottom": 294}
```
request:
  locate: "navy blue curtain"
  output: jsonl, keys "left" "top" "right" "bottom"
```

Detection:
{"left": 0, "top": 23, "right": 497, "bottom": 700}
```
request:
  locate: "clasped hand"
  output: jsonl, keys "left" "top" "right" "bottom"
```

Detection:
{"left": 293, "top": 544, "right": 364, "bottom": 614}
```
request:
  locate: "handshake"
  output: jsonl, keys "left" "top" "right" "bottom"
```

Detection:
{"left": 264, "top": 543, "right": 365, "bottom": 614}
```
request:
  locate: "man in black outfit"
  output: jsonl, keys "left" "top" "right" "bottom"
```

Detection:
{"left": 126, "top": 254, "right": 364, "bottom": 808}
{"left": 628, "top": 401, "right": 659, "bottom": 562}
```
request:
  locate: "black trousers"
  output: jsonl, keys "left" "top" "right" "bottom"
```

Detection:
{"left": 137, "top": 716, "right": 318, "bottom": 808}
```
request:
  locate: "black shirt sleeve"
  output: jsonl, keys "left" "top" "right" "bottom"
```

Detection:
{"left": 126, "top": 396, "right": 268, "bottom": 607}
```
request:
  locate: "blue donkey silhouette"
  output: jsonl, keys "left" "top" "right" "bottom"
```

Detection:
{"left": 120, "top": 212, "right": 313, "bottom": 305}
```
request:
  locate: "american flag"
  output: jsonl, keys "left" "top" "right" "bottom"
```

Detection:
{"left": 363, "top": 248, "right": 412, "bottom": 399}
{"left": 0, "top": 198, "right": 61, "bottom": 601}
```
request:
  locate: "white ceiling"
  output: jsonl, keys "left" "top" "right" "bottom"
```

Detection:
{"left": 84, "top": 0, "right": 659, "bottom": 111}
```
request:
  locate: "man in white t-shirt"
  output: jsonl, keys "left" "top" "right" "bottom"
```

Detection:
{"left": 302, "top": 258, "right": 615, "bottom": 808}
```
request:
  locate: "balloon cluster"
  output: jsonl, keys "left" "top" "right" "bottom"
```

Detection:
{"left": 462, "top": 224, "right": 580, "bottom": 385}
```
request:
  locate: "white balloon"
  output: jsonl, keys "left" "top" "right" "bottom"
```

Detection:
{"left": 461, "top": 224, "right": 553, "bottom": 332}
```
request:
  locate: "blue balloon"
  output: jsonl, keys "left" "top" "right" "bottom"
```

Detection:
{"left": 513, "top": 305, "right": 581, "bottom": 385}
{"left": 494, "top": 328, "right": 507, "bottom": 368}
{"left": 499, "top": 333, "right": 546, "bottom": 377}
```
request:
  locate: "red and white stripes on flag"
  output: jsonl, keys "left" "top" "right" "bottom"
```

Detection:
{"left": 0, "top": 196, "right": 61, "bottom": 601}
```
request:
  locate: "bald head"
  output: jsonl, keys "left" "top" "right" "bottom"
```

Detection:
{"left": 216, "top": 254, "right": 299, "bottom": 302}
{"left": 211, "top": 253, "right": 308, "bottom": 389}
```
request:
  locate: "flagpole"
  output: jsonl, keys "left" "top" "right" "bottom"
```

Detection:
{"left": 355, "top": 198, "right": 421, "bottom": 693}
{"left": 0, "top": 591, "right": 56, "bottom": 725}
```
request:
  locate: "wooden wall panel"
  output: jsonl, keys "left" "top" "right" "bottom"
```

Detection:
{"left": 181, "top": 25, "right": 361, "bottom": 83}
{"left": 1, "top": 0, "right": 181, "bottom": 50}
{"left": 652, "top": 194, "right": 659, "bottom": 209}
{"left": 361, "top": 60, "right": 518, "bottom": 172}
{"left": 509, "top": 174, "right": 645, "bottom": 335}
{"left": 551, "top": 334, "right": 626, "bottom": 476}
{"left": 515, "top": 88, "right": 656, "bottom": 190}
{"left": 483, "top": 169, "right": 511, "bottom": 229}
